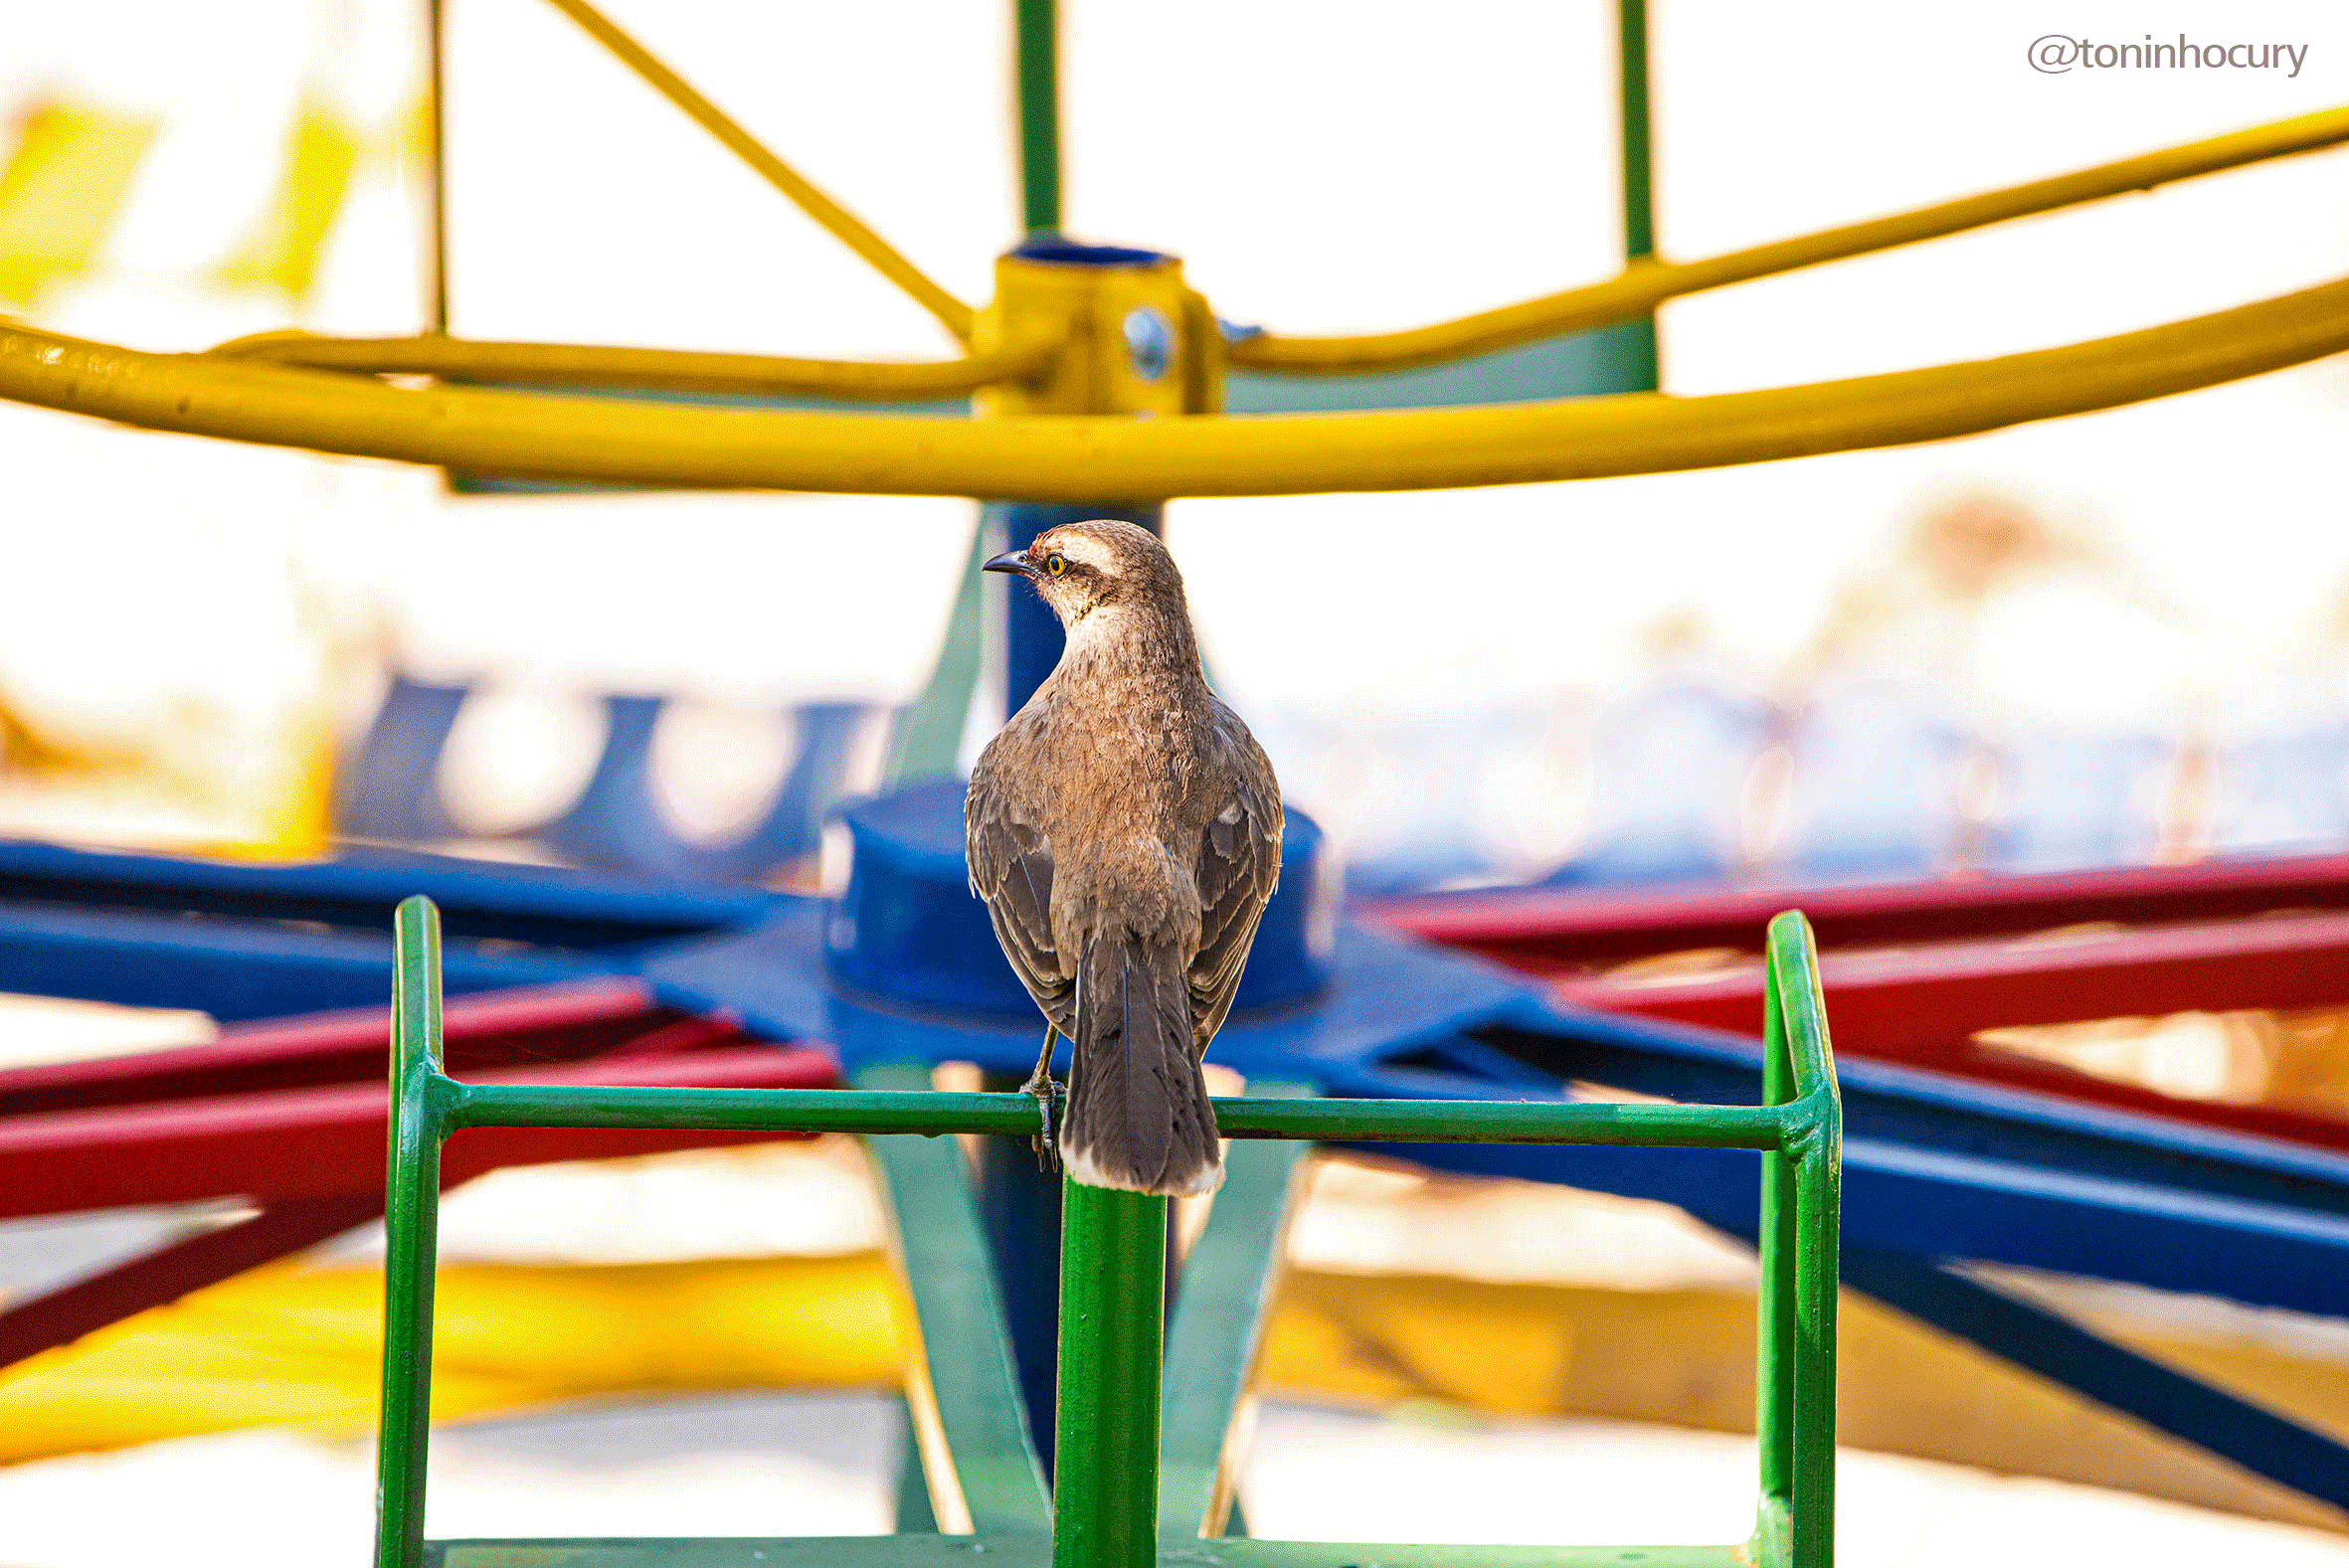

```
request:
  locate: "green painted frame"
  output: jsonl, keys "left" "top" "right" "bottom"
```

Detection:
{"left": 377, "top": 896, "right": 1840, "bottom": 1568}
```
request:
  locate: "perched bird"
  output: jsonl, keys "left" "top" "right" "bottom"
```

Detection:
{"left": 967, "top": 519, "right": 1281, "bottom": 1196}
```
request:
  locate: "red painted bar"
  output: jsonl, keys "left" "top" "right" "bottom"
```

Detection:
{"left": 1379, "top": 859, "right": 2349, "bottom": 1156}
{"left": 1368, "top": 853, "right": 2349, "bottom": 971}
{"left": 0, "top": 1045, "right": 836, "bottom": 1218}
{"left": 1546, "top": 909, "right": 2349, "bottom": 1053}
{"left": 0, "top": 1193, "right": 384, "bottom": 1369}
{"left": 0, "top": 978, "right": 662, "bottom": 1116}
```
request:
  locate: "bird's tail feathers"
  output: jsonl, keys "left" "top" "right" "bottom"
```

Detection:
{"left": 1061, "top": 933, "right": 1222, "bottom": 1197}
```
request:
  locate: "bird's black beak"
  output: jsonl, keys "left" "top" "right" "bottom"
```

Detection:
{"left": 983, "top": 550, "right": 1036, "bottom": 577}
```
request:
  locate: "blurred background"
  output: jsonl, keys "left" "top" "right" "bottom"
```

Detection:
{"left": 5, "top": 0, "right": 2349, "bottom": 1562}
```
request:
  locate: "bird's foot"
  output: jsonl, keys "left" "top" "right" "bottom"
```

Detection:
{"left": 1021, "top": 1072, "right": 1063, "bottom": 1172}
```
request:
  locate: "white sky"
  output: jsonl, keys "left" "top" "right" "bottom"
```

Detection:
{"left": 1, "top": 0, "right": 2346, "bottom": 755}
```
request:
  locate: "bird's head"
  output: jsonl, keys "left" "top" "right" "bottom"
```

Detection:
{"left": 983, "top": 518, "right": 1184, "bottom": 630}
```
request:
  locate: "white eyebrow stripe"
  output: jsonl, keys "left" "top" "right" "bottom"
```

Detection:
{"left": 1050, "top": 535, "right": 1116, "bottom": 572}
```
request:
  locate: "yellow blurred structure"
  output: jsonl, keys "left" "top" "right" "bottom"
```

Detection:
{"left": 5, "top": 1250, "right": 2346, "bottom": 1534}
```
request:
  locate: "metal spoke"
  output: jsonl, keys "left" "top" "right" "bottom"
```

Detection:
{"left": 537, "top": 0, "right": 976, "bottom": 342}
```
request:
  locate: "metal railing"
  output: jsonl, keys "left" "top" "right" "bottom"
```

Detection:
{"left": 375, "top": 895, "right": 1841, "bottom": 1567}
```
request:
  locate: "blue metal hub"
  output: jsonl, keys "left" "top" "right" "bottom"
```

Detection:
{"left": 823, "top": 780, "right": 1335, "bottom": 1019}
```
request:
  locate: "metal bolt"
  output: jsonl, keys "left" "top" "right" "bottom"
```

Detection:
{"left": 1123, "top": 306, "right": 1173, "bottom": 384}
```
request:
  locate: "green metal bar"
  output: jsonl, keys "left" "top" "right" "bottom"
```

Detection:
{"left": 447, "top": 1083, "right": 1788, "bottom": 1147}
{"left": 1613, "top": 0, "right": 1661, "bottom": 395}
{"left": 375, "top": 896, "right": 450, "bottom": 1568}
{"left": 1052, "top": 1182, "right": 1165, "bottom": 1568}
{"left": 432, "top": 1537, "right": 1749, "bottom": 1567}
{"left": 1013, "top": 0, "right": 1061, "bottom": 234}
{"left": 376, "top": 895, "right": 1836, "bottom": 1566}
{"left": 886, "top": 515, "right": 993, "bottom": 784}
{"left": 857, "top": 1066, "right": 1053, "bottom": 1537}
{"left": 1160, "top": 1083, "right": 1315, "bottom": 1538}
{"left": 1754, "top": 923, "right": 1797, "bottom": 1519}
{"left": 1768, "top": 914, "right": 1842, "bottom": 1568}
{"left": 1616, "top": 0, "right": 1655, "bottom": 261}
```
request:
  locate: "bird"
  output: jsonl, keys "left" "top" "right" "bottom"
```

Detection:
{"left": 966, "top": 519, "right": 1282, "bottom": 1197}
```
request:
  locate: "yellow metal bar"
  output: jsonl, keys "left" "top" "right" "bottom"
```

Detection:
{"left": 1232, "top": 103, "right": 2349, "bottom": 374}
{"left": 209, "top": 330, "right": 1053, "bottom": 400}
{"left": 538, "top": 0, "right": 975, "bottom": 343}
{"left": 8, "top": 272, "right": 2348, "bottom": 498}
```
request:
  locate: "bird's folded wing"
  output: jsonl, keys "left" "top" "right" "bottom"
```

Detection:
{"left": 1188, "top": 712, "right": 1283, "bottom": 1043}
{"left": 967, "top": 771, "right": 1076, "bottom": 1030}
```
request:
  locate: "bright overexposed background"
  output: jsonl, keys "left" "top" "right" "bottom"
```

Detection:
{"left": 2, "top": 0, "right": 2346, "bottom": 863}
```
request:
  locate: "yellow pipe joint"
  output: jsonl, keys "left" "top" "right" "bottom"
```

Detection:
{"left": 976, "top": 250, "right": 1221, "bottom": 419}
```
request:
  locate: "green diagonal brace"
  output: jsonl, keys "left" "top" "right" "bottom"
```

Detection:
{"left": 857, "top": 1063, "right": 1053, "bottom": 1537}
{"left": 1159, "top": 1081, "right": 1315, "bottom": 1539}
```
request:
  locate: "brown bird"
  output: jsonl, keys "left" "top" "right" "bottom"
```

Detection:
{"left": 967, "top": 519, "right": 1281, "bottom": 1196}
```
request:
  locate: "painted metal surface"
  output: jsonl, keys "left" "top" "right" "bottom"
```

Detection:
{"left": 11, "top": 278, "right": 2349, "bottom": 496}
{"left": 1371, "top": 856, "right": 2349, "bottom": 1159}
{"left": 375, "top": 897, "right": 1842, "bottom": 1566}
{"left": 532, "top": 0, "right": 973, "bottom": 341}
{"left": 0, "top": 976, "right": 832, "bottom": 1368}
{"left": 1013, "top": 0, "right": 1059, "bottom": 236}
{"left": 1840, "top": 1241, "right": 2349, "bottom": 1516}
{"left": 1051, "top": 1184, "right": 1168, "bottom": 1568}
{"left": 1367, "top": 847, "right": 2349, "bottom": 964}
{"left": 1225, "top": 103, "right": 2349, "bottom": 373}
{"left": 858, "top": 1065, "right": 1053, "bottom": 1537}
{"left": 1158, "top": 1084, "right": 1314, "bottom": 1539}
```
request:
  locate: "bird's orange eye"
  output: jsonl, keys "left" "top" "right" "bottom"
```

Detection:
{"left": 1045, "top": 553, "right": 1067, "bottom": 577}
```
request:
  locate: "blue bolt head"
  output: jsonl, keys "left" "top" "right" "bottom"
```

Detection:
{"left": 1123, "top": 306, "right": 1174, "bottom": 384}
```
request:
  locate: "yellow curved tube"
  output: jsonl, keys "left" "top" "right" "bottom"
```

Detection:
{"left": 539, "top": 0, "right": 975, "bottom": 344}
{"left": 7, "top": 274, "right": 2347, "bottom": 500}
{"left": 208, "top": 330, "right": 1054, "bottom": 400}
{"left": 1231, "top": 104, "right": 2349, "bottom": 374}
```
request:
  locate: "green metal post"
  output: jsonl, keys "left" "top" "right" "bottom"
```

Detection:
{"left": 375, "top": 896, "right": 448, "bottom": 1568}
{"left": 1754, "top": 937, "right": 1796, "bottom": 1499}
{"left": 1051, "top": 1181, "right": 1165, "bottom": 1568}
{"left": 1617, "top": 0, "right": 1655, "bottom": 261}
{"left": 1615, "top": 0, "right": 1662, "bottom": 392}
{"left": 1777, "top": 918, "right": 1842, "bottom": 1568}
{"left": 1013, "top": 0, "right": 1061, "bottom": 235}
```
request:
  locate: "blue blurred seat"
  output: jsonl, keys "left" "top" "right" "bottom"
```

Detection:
{"left": 337, "top": 674, "right": 470, "bottom": 843}
{"left": 339, "top": 675, "right": 893, "bottom": 882}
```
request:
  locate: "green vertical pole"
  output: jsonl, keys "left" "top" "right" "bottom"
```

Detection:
{"left": 1013, "top": 0, "right": 1061, "bottom": 235}
{"left": 1615, "top": 0, "right": 1661, "bottom": 392}
{"left": 1052, "top": 1181, "right": 1165, "bottom": 1568}
{"left": 1616, "top": 0, "right": 1655, "bottom": 261}
{"left": 375, "top": 896, "right": 447, "bottom": 1568}
{"left": 1753, "top": 949, "right": 1798, "bottom": 1533}
{"left": 1791, "top": 1107, "right": 1840, "bottom": 1568}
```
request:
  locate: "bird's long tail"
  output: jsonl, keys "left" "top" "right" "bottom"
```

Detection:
{"left": 1061, "top": 932, "right": 1223, "bottom": 1197}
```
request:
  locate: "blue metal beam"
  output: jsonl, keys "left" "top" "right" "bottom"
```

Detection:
{"left": 1836, "top": 1240, "right": 2349, "bottom": 1516}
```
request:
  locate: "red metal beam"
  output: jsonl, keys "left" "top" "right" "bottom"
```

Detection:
{"left": 0, "top": 1193, "right": 384, "bottom": 1369}
{"left": 1547, "top": 908, "right": 2349, "bottom": 1051}
{"left": 0, "top": 978, "right": 665, "bottom": 1116}
{"left": 1368, "top": 852, "right": 2349, "bottom": 971}
{"left": 0, "top": 1045, "right": 835, "bottom": 1219}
